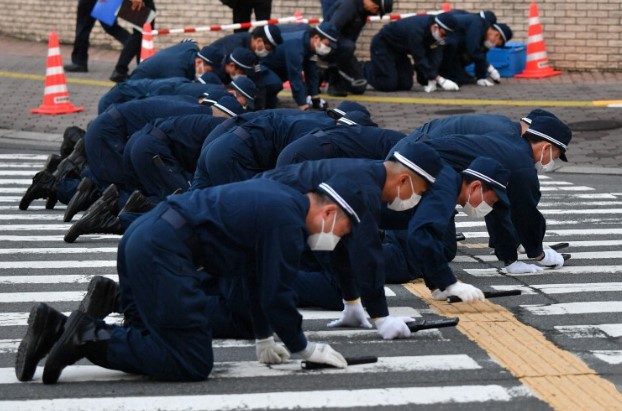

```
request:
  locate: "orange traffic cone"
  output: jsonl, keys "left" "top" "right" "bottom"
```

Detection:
{"left": 139, "top": 23, "right": 156, "bottom": 63}
{"left": 515, "top": 2, "right": 561, "bottom": 79}
{"left": 31, "top": 32, "right": 83, "bottom": 115}
{"left": 442, "top": 2, "right": 451, "bottom": 12}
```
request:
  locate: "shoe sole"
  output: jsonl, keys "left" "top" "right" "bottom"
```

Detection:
{"left": 42, "top": 311, "right": 84, "bottom": 385}
{"left": 64, "top": 178, "right": 95, "bottom": 222}
{"left": 64, "top": 187, "right": 119, "bottom": 243}
{"left": 78, "top": 276, "right": 119, "bottom": 319}
{"left": 15, "top": 303, "right": 65, "bottom": 382}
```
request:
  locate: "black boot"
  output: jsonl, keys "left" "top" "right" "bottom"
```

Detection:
{"left": 78, "top": 276, "right": 121, "bottom": 319}
{"left": 44, "top": 154, "right": 63, "bottom": 209}
{"left": 19, "top": 169, "right": 57, "bottom": 211}
{"left": 120, "top": 190, "right": 155, "bottom": 214}
{"left": 64, "top": 176, "right": 100, "bottom": 222}
{"left": 60, "top": 126, "right": 85, "bottom": 158}
{"left": 326, "top": 67, "right": 348, "bottom": 97}
{"left": 15, "top": 303, "right": 67, "bottom": 382}
{"left": 64, "top": 184, "right": 122, "bottom": 243}
{"left": 43, "top": 311, "right": 112, "bottom": 385}
{"left": 53, "top": 138, "right": 88, "bottom": 182}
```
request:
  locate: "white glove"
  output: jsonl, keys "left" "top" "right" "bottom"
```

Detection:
{"left": 255, "top": 336, "right": 290, "bottom": 364}
{"left": 505, "top": 260, "right": 544, "bottom": 274}
{"left": 327, "top": 298, "right": 372, "bottom": 328}
{"left": 437, "top": 76, "right": 460, "bottom": 91}
{"left": 298, "top": 342, "right": 347, "bottom": 368}
{"left": 536, "top": 249, "right": 565, "bottom": 269}
{"left": 487, "top": 65, "right": 501, "bottom": 82}
{"left": 431, "top": 282, "right": 484, "bottom": 302}
{"left": 423, "top": 80, "right": 437, "bottom": 93}
{"left": 477, "top": 78, "right": 495, "bottom": 87}
{"left": 374, "top": 316, "right": 413, "bottom": 339}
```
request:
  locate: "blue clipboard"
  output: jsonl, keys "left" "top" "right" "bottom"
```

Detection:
{"left": 91, "top": 0, "right": 124, "bottom": 26}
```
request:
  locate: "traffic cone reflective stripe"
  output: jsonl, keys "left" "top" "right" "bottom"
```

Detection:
{"left": 515, "top": 2, "right": 561, "bottom": 79}
{"left": 140, "top": 23, "right": 156, "bottom": 62}
{"left": 31, "top": 32, "right": 83, "bottom": 115}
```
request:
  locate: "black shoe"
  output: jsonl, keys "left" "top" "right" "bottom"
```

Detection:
{"left": 64, "top": 176, "right": 99, "bottom": 222}
{"left": 109, "top": 70, "right": 128, "bottom": 83}
{"left": 53, "top": 138, "right": 88, "bottom": 182}
{"left": 78, "top": 276, "right": 120, "bottom": 319}
{"left": 120, "top": 190, "right": 155, "bottom": 214}
{"left": 64, "top": 63, "right": 88, "bottom": 73}
{"left": 65, "top": 184, "right": 122, "bottom": 242}
{"left": 327, "top": 84, "right": 348, "bottom": 97}
{"left": 15, "top": 303, "right": 67, "bottom": 382}
{"left": 60, "top": 126, "right": 86, "bottom": 158}
{"left": 43, "top": 311, "right": 111, "bottom": 385}
{"left": 19, "top": 170, "right": 56, "bottom": 211}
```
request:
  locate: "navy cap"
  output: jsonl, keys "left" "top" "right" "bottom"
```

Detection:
{"left": 373, "top": 0, "right": 393, "bottom": 16}
{"left": 387, "top": 140, "right": 443, "bottom": 185}
{"left": 317, "top": 174, "right": 369, "bottom": 225}
{"left": 228, "top": 76, "right": 257, "bottom": 110}
{"left": 479, "top": 10, "right": 497, "bottom": 25}
{"left": 520, "top": 109, "right": 559, "bottom": 125}
{"left": 229, "top": 47, "right": 259, "bottom": 75}
{"left": 202, "top": 94, "right": 245, "bottom": 117}
{"left": 492, "top": 23, "right": 513, "bottom": 44}
{"left": 338, "top": 110, "right": 377, "bottom": 127}
{"left": 435, "top": 13, "right": 457, "bottom": 32}
{"left": 317, "top": 21, "right": 339, "bottom": 49}
{"left": 328, "top": 101, "right": 371, "bottom": 120}
{"left": 198, "top": 72, "right": 222, "bottom": 85}
{"left": 263, "top": 24, "right": 283, "bottom": 47}
{"left": 197, "top": 46, "right": 224, "bottom": 68}
{"left": 462, "top": 156, "right": 510, "bottom": 205}
{"left": 525, "top": 116, "right": 572, "bottom": 162}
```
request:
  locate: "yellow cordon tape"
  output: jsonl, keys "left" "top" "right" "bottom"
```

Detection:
{"left": 404, "top": 281, "right": 622, "bottom": 410}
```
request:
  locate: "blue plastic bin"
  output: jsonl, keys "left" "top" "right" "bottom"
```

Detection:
{"left": 465, "top": 42, "right": 526, "bottom": 78}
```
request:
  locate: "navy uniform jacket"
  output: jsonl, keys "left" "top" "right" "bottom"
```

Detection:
{"left": 167, "top": 179, "right": 310, "bottom": 353}
{"left": 149, "top": 114, "right": 226, "bottom": 172}
{"left": 412, "top": 114, "right": 522, "bottom": 139}
{"left": 377, "top": 15, "right": 443, "bottom": 81}
{"left": 447, "top": 11, "right": 492, "bottom": 79}
{"left": 98, "top": 77, "right": 185, "bottom": 114}
{"left": 325, "top": 0, "right": 369, "bottom": 42}
{"left": 257, "top": 159, "right": 389, "bottom": 317}
{"left": 262, "top": 29, "right": 319, "bottom": 106}
{"left": 129, "top": 42, "right": 199, "bottom": 81}
{"left": 416, "top": 132, "right": 543, "bottom": 262}
{"left": 210, "top": 32, "right": 252, "bottom": 57}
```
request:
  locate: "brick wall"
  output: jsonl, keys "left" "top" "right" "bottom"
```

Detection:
{"left": 1, "top": 1, "right": 621, "bottom": 71}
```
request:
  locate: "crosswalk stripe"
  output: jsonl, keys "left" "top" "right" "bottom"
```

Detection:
{"left": 465, "top": 265, "right": 622, "bottom": 277}
{"left": 554, "top": 324, "right": 622, "bottom": 338}
{"left": 491, "top": 283, "right": 622, "bottom": 294}
{"left": 0, "top": 260, "right": 116, "bottom": 269}
{"left": 590, "top": 351, "right": 622, "bottom": 365}
{"left": 0, "top": 214, "right": 70, "bottom": 220}
{"left": 0, "top": 234, "right": 117, "bottom": 241}
{"left": 0, "top": 274, "right": 118, "bottom": 284}
{"left": 0, "top": 384, "right": 533, "bottom": 410}
{"left": 521, "top": 301, "right": 622, "bottom": 315}
{"left": 0, "top": 154, "right": 47, "bottom": 160}
{"left": 0, "top": 170, "right": 46, "bottom": 176}
{"left": 0, "top": 247, "right": 116, "bottom": 255}
{"left": 539, "top": 186, "right": 594, "bottom": 191}
{"left": 456, "top": 228, "right": 622, "bottom": 238}
{"left": 0, "top": 224, "right": 73, "bottom": 230}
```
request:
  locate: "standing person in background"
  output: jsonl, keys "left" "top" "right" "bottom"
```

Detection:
{"left": 64, "top": 0, "right": 131, "bottom": 73}
{"left": 221, "top": 0, "right": 273, "bottom": 33}
{"left": 320, "top": 0, "right": 337, "bottom": 18}
{"left": 109, "top": 0, "right": 157, "bottom": 83}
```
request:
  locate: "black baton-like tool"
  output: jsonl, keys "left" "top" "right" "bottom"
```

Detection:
{"left": 447, "top": 290, "right": 522, "bottom": 303}
{"left": 301, "top": 356, "right": 378, "bottom": 370}
{"left": 549, "top": 242, "right": 569, "bottom": 251}
{"left": 406, "top": 317, "right": 459, "bottom": 332}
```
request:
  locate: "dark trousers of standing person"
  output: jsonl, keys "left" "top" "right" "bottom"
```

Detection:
{"left": 232, "top": 0, "right": 272, "bottom": 33}
{"left": 70, "top": 0, "right": 130, "bottom": 68}
{"left": 111, "top": 0, "right": 156, "bottom": 82}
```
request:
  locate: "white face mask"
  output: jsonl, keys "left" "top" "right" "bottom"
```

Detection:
{"left": 255, "top": 46, "right": 269, "bottom": 58}
{"left": 483, "top": 40, "right": 495, "bottom": 49}
{"left": 462, "top": 187, "right": 493, "bottom": 218}
{"left": 307, "top": 213, "right": 341, "bottom": 251}
{"left": 431, "top": 26, "right": 445, "bottom": 44}
{"left": 387, "top": 176, "right": 422, "bottom": 211}
{"left": 231, "top": 73, "right": 244, "bottom": 81}
{"left": 315, "top": 40, "right": 332, "bottom": 56}
{"left": 535, "top": 144, "right": 556, "bottom": 174}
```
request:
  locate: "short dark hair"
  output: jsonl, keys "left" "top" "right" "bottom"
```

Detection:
{"left": 463, "top": 176, "right": 492, "bottom": 192}
{"left": 309, "top": 28, "right": 320, "bottom": 38}
{"left": 251, "top": 26, "right": 268, "bottom": 42}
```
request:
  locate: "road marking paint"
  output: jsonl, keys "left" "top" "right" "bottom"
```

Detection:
{"left": 0, "top": 260, "right": 116, "bottom": 269}
{"left": 0, "top": 224, "right": 72, "bottom": 230}
{"left": 521, "top": 301, "right": 622, "bottom": 315}
{"left": 461, "top": 251, "right": 622, "bottom": 263}
{"left": 491, "top": 283, "right": 622, "bottom": 294}
{"left": 404, "top": 281, "right": 622, "bottom": 410}
{"left": 590, "top": 351, "right": 622, "bottom": 365}
{"left": 456, "top": 228, "right": 622, "bottom": 238}
{"left": 0, "top": 234, "right": 117, "bottom": 241}
{"left": 540, "top": 186, "right": 594, "bottom": 191}
{"left": 0, "top": 291, "right": 86, "bottom": 303}
{"left": 465, "top": 265, "right": 622, "bottom": 277}
{"left": 0, "top": 170, "right": 44, "bottom": 176}
{"left": 0, "top": 274, "right": 118, "bottom": 284}
{"left": 555, "top": 324, "right": 622, "bottom": 339}
{"left": 0, "top": 247, "right": 116, "bottom": 254}
{"left": 300, "top": 306, "right": 419, "bottom": 320}
{"left": 0, "top": 154, "right": 47, "bottom": 160}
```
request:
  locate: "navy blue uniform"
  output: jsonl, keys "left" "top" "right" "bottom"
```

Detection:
{"left": 129, "top": 42, "right": 198, "bottom": 81}
{"left": 123, "top": 114, "right": 226, "bottom": 203}
{"left": 277, "top": 124, "right": 406, "bottom": 167}
{"left": 192, "top": 111, "right": 334, "bottom": 188}
{"left": 439, "top": 11, "right": 492, "bottom": 83}
{"left": 365, "top": 15, "right": 443, "bottom": 91}
{"left": 261, "top": 27, "right": 319, "bottom": 107}
{"left": 83, "top": 95, "right": 212, "bottom": 196}
{"left": 108, "top": 179, "right": 311, "bottom": 381}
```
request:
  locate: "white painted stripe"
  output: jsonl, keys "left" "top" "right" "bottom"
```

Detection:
{"left": 0, "top": 206, "right": 67, "bottom": 210}
{"left": 521, "top": 301, "right": 622, "bottom": 315}
{"left": 47, "top": 47, "right": 61, "bottom": 56}
{"left": 0, "top": 154, "right": 47, "bottom": 160}
{"left": 0, "top": 274, "right": 118, "bottom": 284}
{"left": 591, "top": 350, "right": 622, "bottom": 365}
{"left": 0, "top": 247, "right": 116, "bottom": 255}
{"left": 555, "top": 324, "right": 622, "bottom": 339}
{"left": 492, "top": 283, "right": 622, "bottom": 294}
{"left": 466, "top": 265, "right": 622, "bottom": 277}
{"left": 538, "top": 181, "right": 572, "bottom": 185}
{"left": 540, "top": 186, "right": 593, "bottom": 191}
{"left": 384, "top": 286, "right": 396, "bottom": 297}
{"left": 0, "top": 179, "right": 32, "bottom": 184}
{"left": 526, "top": 51, "right": 549, "bottom": 62}
{"left": 458, "top": 228, "right": 622, "bottom": 238}
{"left": 0, "top": 385, "right": 531, "bottom": 409}
{"left": 0, "top": 234, "right": 117, "bottom": 241}
{"left": 0, "top": 339, "right": 19, "bottom": 354}
{"left": 526, "top": 33, "right": 544, "bottom": 44}
{"left": 0, "top": 196, "right": 28, "bottom": 202}
{"left": 0, "top": 224, "right": 75, "bottom": 231}
{"left": 0, "top": 214, "right": 69, "bottom": 221}
{"left": 0, "top": 162, "right": 48, "bottom": 168}
{"left": 301, "top": 306, "right": 419, "bottom": 320}
{"left": 544, "top": 193, "right": 615, "bottom": 199}
{"left": 0, "top": 291, "right": 85, "bottom": 303}
{"left": 45, "top": 66, "right": 64, "bottom": 76}
{"left": 44, "top": 84, "right": 68, "bottom": 95}
{"left": 0, "top": 170, "right": 47, "bottom": 176}
{"left": 0, "top": 312, "right": 123, "bottom": 327}
{"left": 0, "top": 260, "right": 115, "bottom": 269}
{"left": 0, "top": 188, "right": 35, "bottom": 194}
{"left": 528, "top": 17, "right": 541, "bottom": 25}
{"left": 539, "top": 201, "right": 622, "bottom": 207}
{"left": 467, "top": 251, "right": 622, "bottom": 263}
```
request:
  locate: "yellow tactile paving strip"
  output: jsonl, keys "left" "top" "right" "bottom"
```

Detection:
{"left": 404, "top": 281, "right": 622, "bottom": 410}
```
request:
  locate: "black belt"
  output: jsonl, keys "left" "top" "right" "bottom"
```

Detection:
{"left": 160, "top": 207, "right": 204, "bottom": 267}
{"left": 232, "top": 125, "right": 251, "bottom": 141}
{"left": 149, "top": 125, "right": 168, "bottom": 141}
{"left": 310, "top": 130, "right": 333, "bottom": 157}
{"left": 106, "top": 106, "right": 128, "bottom": 136}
